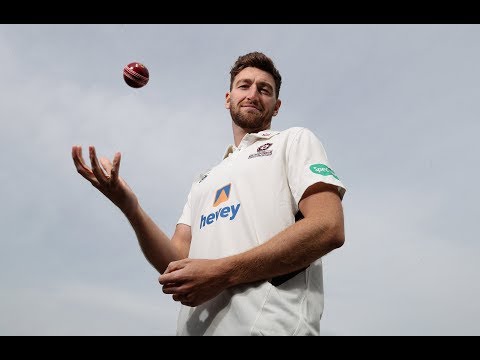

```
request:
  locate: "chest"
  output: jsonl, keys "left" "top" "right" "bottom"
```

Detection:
{"left": 211, "top": 141, "right": 284, "bottom": 188}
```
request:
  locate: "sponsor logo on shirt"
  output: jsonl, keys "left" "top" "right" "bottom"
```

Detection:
{"left": 309, "top": 163, "right": 340, "bottom": 180}
{"left": 200, "top": 183, "right": 241, "bottom": 229}
{"left": 248, "top": 143, "right": 273, "bottom": 159}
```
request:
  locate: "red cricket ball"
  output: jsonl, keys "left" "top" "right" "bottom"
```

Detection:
{"left": 123, "top": 62, "right": 149, "bottom": 88}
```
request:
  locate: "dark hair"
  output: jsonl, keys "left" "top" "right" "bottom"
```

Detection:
{"left": 229, "top": 51, "right": 282, "bottom": 98}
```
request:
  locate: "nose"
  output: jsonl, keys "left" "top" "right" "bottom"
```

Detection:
{"left": 246, "top": 86, "right": 260, "bottom": 100}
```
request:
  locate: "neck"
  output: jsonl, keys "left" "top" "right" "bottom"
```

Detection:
{"left": 231, "top": 122, "right": 271, "bottom": 147}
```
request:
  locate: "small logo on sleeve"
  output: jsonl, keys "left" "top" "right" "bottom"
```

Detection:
{"left": 309, "top": 163, "right": 340, "bottom": 180}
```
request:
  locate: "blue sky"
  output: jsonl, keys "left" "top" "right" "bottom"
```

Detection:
{"left": 0, "top": 24, "right": 479, "bottom": 335}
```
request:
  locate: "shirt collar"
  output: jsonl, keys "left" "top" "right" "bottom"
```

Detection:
{"left": 223, "top": 130, "right": 280, "bottom": 159}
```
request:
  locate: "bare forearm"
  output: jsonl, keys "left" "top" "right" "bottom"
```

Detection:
{"left": 72, "top": 145, "right": 184, "bottom": 273}
{"left": 125, "top": 204, "right": 181, "bottom": 273}
{"left": 225, "top": 216, "right": 344, "bottom": 287}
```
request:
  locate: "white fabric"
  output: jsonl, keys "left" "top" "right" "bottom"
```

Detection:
{"left": 176, "top": 127, "right": 346, "bottom": 335}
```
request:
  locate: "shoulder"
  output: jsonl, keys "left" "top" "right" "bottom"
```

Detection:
{"left": 281, "top": 126, "right": 305, "bottom": 134}
{"left": 280, "top": 127, "right": 320, "bottom": 142}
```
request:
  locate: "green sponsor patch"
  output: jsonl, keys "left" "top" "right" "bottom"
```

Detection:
{"left": 309, "top": 164, "right": 339, "bottom": 180}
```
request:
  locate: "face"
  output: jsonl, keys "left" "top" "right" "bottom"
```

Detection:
{"left": 225, "top": 67, "right": 281, "bottom": 132}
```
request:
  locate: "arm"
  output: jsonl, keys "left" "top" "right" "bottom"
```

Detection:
{"left": 127, "top": 210, "right": 191, "bottom": 273}
{"left": 72, "top": 145, "right": 191, "bottom": 273}
{"left": 160, "top": 182, "right": 344, "bottom": 306}
{"left": 226, "top": 182, "right": 344, "bottom": 284}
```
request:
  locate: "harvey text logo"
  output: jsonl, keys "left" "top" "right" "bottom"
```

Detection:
{"left": 200, "top": 184, "right": 241, "bottom": 229}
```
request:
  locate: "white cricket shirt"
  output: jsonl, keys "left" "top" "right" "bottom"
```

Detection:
{"left": 176, "top": 127, "right": 346, "bottom": 335}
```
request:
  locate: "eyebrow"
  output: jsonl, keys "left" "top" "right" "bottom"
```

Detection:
{"left": 236, "top": 79, "right": 274, "bottom": 92}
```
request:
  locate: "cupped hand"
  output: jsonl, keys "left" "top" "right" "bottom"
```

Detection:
{"left": 72, "top": 145, "right": 138, "bottom": 216}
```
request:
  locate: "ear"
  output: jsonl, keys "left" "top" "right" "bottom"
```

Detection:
{"left": 273, "top": 99, "right": 281, "bottom": 116}
{"left": 225, "top": 92, "right": 231, "bottom": 109}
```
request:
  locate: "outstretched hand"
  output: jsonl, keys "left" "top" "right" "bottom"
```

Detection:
{"left": 72, "top": 145, "right": 138, "bottom": 216}
{"left": 159, "top": 258, "right": 230, "bottom": 307}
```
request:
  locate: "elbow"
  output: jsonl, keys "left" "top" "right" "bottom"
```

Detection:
{"left": 324, "top": 222, "right": 345, "bottom": 252}
{"left": 330, "top": 231, "right": 345, "bottom": 250}
{"left": 310, "top": 220, "right": 345, "bottom": 256}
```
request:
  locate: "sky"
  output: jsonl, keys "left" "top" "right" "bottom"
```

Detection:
{"left": 0, "top": 24, "right": 479, "bottom": 336}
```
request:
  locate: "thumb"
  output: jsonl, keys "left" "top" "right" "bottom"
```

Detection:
{"left": 99, "top": 157, "right": 113, "bottom": 175}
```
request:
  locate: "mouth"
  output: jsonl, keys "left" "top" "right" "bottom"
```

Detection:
{"left": 241, "top": 104, "right": 261, "bottom": 112}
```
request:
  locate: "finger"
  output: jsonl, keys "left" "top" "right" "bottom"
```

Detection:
{"left": 162, "top": 284, "right": 186, "bottom": 295}
{"left": 162, "top": 286, "right": 175, "bottom": 294}
{"left": 159, "top": 266, "right": 182, "bottom": 284}
{"left": 159, "top": 259, "right": 190, "bottom": 283}
{"left": 89, "top": 146, "right": 108, "bottom": 185}
{"left": 72, "top": 146, "right": 100, "bottom": 187}
{"left": 110, "top": 152, "right": 121, "bottom": 186}
{"left": 159, "top": 273, "right": 176, "bottom": 285}
{"left": 163, "top": 259, "right": 187, "bottom": 275}
{"left": 174, "top": 294, "right": 190, "bottom": 301}
{"left": 180, "top": 296, "right": 195, "bottom": 307}
{"left": 159, "top": 270, "right": 186, "bottom": 285}
{"left": 72, "top": 145, "right": 90, "bottom": 172}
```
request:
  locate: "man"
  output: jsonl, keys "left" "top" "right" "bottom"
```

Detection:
{"left": 72, "top": 51, "right": 346, "bottom": 335}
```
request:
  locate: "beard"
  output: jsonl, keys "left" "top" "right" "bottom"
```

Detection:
{"left": 230, "top": 105, "right": 272, "bottom": 132}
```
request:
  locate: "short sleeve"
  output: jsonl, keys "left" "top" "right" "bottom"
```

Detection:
{"left": 177, "top": 189, "right": 192, "bottom": 226}
{"left": 286, "top": 127, "right": 346, "bottom": 206}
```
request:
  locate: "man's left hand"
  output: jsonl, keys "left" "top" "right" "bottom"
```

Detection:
{"left": 159, "top": 258, "right": 228, "bottom": 307}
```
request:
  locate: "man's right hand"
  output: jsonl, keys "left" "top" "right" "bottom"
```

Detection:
{"left": 72, "top": 145, "right": 139, "bottom": 218}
